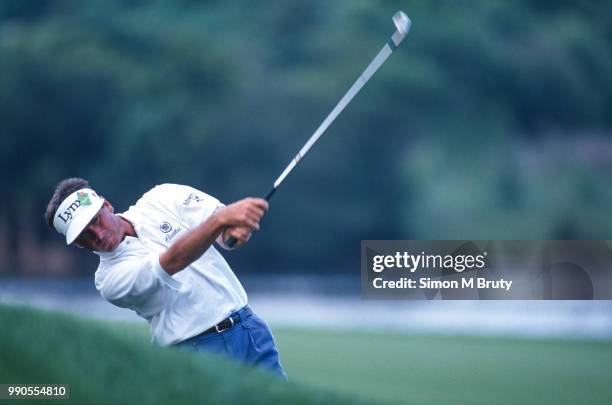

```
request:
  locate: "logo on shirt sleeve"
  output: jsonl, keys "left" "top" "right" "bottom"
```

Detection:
{"left": 160, "top": 222, "right": 173, "bottom": 233}
{"left": 183, "top": 192, "right": 203, "bottom": 207}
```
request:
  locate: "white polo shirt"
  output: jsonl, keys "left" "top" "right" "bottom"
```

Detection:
{"left": 94, "top": 184, "right": 248, "bottom": 346}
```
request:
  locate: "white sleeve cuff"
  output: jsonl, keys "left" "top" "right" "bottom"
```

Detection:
{"left": 216, "top": 233, "right": 235, "bottom": 251}
{"left": 151, "top": 254, "right": 183, "bottom": 290}
{"left": 213, "top": 205, "right": 235, "bottom": 251}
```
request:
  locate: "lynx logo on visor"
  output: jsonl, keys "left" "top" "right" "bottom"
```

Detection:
{"left": 52, "top": 188, "right": 104, "bottom": 243}
{"left": 56, "top": 191, "right": 95, "bottom": 224}
{"left": 77, "top": 191, "right": 92, "bottom": 206}
{"left": 56, "top": 199, "right": 81, "bottom": 224}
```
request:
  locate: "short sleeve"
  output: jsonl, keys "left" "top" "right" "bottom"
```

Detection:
{"left": 95, "top": 253, "right": 181, "bottom": 318}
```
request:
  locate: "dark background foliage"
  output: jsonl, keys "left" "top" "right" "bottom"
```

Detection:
{"left": 1, "top": 0, "right": 611, "bottom": 275}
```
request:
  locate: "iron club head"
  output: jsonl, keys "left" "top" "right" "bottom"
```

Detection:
{"left": 393, "top": 11, "right": 411, "bottom": 36}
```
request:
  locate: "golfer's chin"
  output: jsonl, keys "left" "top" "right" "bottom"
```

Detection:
{"left": 97, "top": 237, "right": 120, "bottom": 252}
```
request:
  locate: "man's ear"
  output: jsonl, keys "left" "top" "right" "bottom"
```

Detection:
{"left": 102, "top": 199, "right": 114, "bottom": 213}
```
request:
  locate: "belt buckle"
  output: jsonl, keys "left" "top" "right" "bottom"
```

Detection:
{"left": 215, "top": 316, "right": 234, "bottom": 333}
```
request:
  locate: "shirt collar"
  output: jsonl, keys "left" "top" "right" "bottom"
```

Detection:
{"left": 94, "top": 212, "right": 139, "bottom": 258}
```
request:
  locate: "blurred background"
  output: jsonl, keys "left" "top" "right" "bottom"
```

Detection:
{"left": 1, "top": 1, "right": 611, "bottom": 403}
{"left": 2, "top": 0, "right": 612, "bottom": 276}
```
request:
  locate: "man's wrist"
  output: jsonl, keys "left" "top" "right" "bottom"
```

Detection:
{"left": 211, "top": 206, "right": 228, "bottom": 228}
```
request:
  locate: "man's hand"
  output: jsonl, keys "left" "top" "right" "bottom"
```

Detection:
{"left": 216, "top": 198, "right": 268, "bottom": 229}
{"left": 221, "top": 226, "right": 252, "bottom": 249}
{"left": 215, "top": 198, "right": 268, "bottom": 249}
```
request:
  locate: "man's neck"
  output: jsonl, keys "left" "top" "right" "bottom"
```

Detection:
{"left": 119, "top": 216, "right": 137, "bottom": 240}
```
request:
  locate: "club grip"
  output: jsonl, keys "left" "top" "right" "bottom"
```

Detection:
{"left": 224, "top": 236, "right": 239, "bottom": 249}
{"left": 264, "top": 186, "right": 277, "bottom": 201}
{"left": 223, "top": 186, "right": 277, "bottom": 249}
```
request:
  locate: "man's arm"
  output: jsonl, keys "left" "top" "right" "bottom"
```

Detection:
{"left": 159, "top": 197, "right": 268, "bottom": 275}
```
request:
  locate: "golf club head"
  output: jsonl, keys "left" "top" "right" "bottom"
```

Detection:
{"left": 393, "top": 11, "right": 411, "bottom": 34}
{"left": 391, "top": 11, "right": 411, "bottom": 46}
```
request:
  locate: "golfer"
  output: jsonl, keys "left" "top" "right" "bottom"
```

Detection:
{"left": 45, "top": 178, "right": 286, "bottom": 379}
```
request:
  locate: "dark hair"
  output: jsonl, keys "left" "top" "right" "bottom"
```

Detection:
{"left": 45, "top": 178, "right": 90, "bottom": 230}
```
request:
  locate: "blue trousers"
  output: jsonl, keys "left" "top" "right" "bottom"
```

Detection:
{"left": 175, "top": 306, "right": 287, "bottom": 380}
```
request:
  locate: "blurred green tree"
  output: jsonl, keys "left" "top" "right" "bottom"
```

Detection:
{"left": 1, "top": 0, "right": 611, "bottom": 274}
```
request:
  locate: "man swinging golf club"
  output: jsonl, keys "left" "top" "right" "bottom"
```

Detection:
{"left": 45, "top": 178, "right": 287, "bottom": 379}
{"left": 44, "top": 8, "right": 410, "bottom": 383}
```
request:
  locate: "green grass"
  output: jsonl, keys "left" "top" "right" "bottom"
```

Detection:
{"left": 2, "top": 305, "right": 611, "bottom": 405}
{"left": 0, "top": 305, "right": 365, "bottom": 405}
{"left": 275, "top": 328, "right": 612, "bottom": 405}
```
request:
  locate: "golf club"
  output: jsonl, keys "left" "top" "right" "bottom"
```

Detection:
{"left": 226, "top": 11, "right": 411, "bottom": 248}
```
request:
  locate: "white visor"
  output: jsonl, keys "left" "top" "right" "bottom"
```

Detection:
{"left": 53, "top": 188, "right": 105, "bottom": 244}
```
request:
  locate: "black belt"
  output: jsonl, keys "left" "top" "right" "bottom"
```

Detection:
{"left": 202, "top": 313, "right": 241, "bottom": 335}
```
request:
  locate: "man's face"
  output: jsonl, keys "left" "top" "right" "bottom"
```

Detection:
{"left": 74, "top": 200, "right": 124, "bottom": 252}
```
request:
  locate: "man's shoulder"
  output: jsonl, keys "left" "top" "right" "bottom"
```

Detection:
{"left": 129, "top": 184, "right": 186, "bottom": 211}
{"left": 139, "top": 184, "right": 218, "bottom": 208}
{"left": 140, "top": 184, "right": 205, "bottom": 202}
{"left": 94, "top": 256, "right": 121, "bottom": 291}
{"left": 122, "top": 184, "right": 209, "bottom": 226}
{"left": 143, "top": 183, "right": 190, "bottom": 197}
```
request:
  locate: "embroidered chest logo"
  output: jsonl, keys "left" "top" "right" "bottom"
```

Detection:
{"left": 160, "top": 222, "right": 172, "bottom": 233}
{"left": 159, "top": 221, "right": 182, "bottom": 243}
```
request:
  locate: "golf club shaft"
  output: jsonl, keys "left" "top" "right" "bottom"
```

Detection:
{"left": 272, "top": 47, "right": 404, "bottom": 195}
{"left": 225, "top": 12, "right": 409, "bottom": 248}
